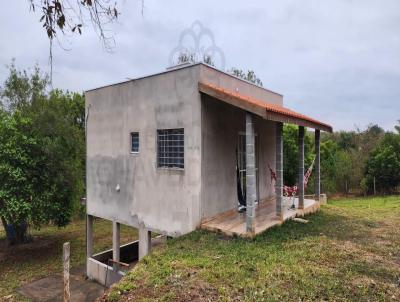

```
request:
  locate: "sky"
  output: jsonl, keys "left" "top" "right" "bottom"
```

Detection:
{"left": 0, "top": 0, "right": 399, "bottom": 131}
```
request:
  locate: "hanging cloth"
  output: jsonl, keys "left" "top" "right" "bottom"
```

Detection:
{"left": 268, "top": 155, "right": 316, "bottom": 197}
{"left": 236, "top": 150, "right": 246, "bottom": 211}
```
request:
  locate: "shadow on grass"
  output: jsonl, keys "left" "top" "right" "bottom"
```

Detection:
{"left": 179, "top": 209, "right": 383, "bottom": 250}
{"left": 255, "top": 209, "right": 379, "bottom": 244}
{"left": 0, "top": 231, "right": 75, "bottom": 264}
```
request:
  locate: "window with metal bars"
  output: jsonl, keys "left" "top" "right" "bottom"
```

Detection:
{"left": 157, "top": 128, "right": 184, "bottom": 169}
{"left": 130, "top": 132, "right": 139, "bottom": 153}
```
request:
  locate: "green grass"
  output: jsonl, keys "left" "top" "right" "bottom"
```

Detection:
{"left": 0, "top": 217, "right": 138, "bottom": 301}
{"left": 105, "top": 196, "right": 400, "bottom": 302}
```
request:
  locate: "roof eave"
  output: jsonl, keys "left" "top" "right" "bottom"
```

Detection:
{"left": 264, "top": 110, "right": 333, "bottom": 132}
{"left": 198, "top": 81, "right": 333, "bottom": 133}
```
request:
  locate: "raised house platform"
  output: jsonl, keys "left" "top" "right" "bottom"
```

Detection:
{"left": 201, "top": 196, "right": 322, "bottom": 238}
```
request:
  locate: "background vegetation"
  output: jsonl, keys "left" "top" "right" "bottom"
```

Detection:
{"left": 282, "top": 122, "right": 400, "bottom": 196}
{"left": 0, "top": 61, "right": 85, "bottom": 244}
{"left": 0, "top": 62, "right": 399, "bottom": 246}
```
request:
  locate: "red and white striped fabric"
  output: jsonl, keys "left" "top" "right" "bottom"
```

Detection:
{"left": 268, "top": 156, "right": 316, "bottom": 197}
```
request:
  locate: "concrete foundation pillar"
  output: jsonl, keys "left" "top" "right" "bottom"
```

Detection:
{"left": 298, "top": 126, "right": 305, "bottom": 209}
{"left": 87, "top": 215, "right": 94, "bottom": 258}
{"left": 275, "top": 122, "right": 284, "bottom": 220}
{"left": 245, "top": 112, "right": 256, "bottom": 234}
{"left": 315, "top": 130, "right": 321, "bottom": 202}
{"left": 139, "top": 225, "right": 151, "bottom": 260}
{"left": 112, "top": 221, "right": 120, "bottom": 270}
{"left": 86, "top": 214, "right": 94, "bottom": 276}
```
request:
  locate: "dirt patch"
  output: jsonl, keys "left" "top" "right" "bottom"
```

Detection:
{"left": 173, "top": 280, "right": 221, "bottom": 302}
{"left": 18, "top": 267, "right": 104, "bottom": 302}
{"left": 97, "top": 268, "right": 221, "bottom": 302}
{"left": 351, "top": 276, "right": 377, "bottom": 287}
{"left": 96, "top": 278, "right": 155, "bottom": 302}
{"left": 331, "top": 237, "right": 400, "bottom": 270}
{"left": 0, "top": 236, "right": 60, "bottom": 262}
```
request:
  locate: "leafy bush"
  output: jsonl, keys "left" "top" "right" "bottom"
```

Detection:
{"left": 364, "top": 133, "right": 400, "bottom": 194}
{"left": 0, "top": 62, "right": 84, "bottom": 244}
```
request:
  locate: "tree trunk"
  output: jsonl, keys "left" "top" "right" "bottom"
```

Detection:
{"left": 1, "top": 216, "right": 12, "bottom": 243}
{"left": 1, "top": 216, "right": 30, "bottom": 245}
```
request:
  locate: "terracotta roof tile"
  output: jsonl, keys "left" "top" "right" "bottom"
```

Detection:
{"left": 199, "top": 82, "right": 332, "bottom": 132}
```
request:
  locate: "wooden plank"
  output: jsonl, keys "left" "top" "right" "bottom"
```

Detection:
{"left": 201, "top": 197, "right": 320, "bottom": 238}
{"left": 201, "top": 207, "right": 238, "bottom": 224}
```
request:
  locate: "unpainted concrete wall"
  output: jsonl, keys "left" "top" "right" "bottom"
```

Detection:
{"left": 199, "top": 64, "right": 283, "bottom": 106}
{"left": 86, "top": 65, "right": 202, "bottom": 236}
{"left": 201, "top": 94, "right": 276, "bottom": 219}
{"left": 86, "top": 63, "right": 281, "bottom": 236}
{"left": 87, "top": 257, "right": 124, "bottom": 287}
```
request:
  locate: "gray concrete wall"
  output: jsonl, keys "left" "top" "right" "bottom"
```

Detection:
{"left": 86, "top": 63, "right": 281, "bottom": 236}
{"left": 87, "top": 257, "right": 124, "bottom": 287}
{"left": 200, "top": 94, "right": 276, "bottom": 219}
{"left": 199, "top": 64, "right": 283, "bottom": 106}
{"left": 86, "top": 65, "right": 202, "bottom": 236}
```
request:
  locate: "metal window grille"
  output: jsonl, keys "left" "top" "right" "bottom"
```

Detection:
{"left": 130, "top": 132, "right": 139, "bottom": 153}
{"left": 157, "top": 128, "right": 184, "bottom": 169}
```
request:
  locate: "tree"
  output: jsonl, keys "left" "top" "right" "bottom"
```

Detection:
{"left": 0, "top": 60, "right": 48, "bottom": 111}
{"left": 0, "top": 110, "right": 39, "bottom": 243}
{"left": 334, "top": 150, "right": 353, "bottom": 195}
{"left": 319, "top": 139, "right": 340, "bottom": 194}
{"left": 0, "top": 63, "right": 85, "bottom": 244}
{"left": 364, "top": 133, "right": 400, "bottom": 194}
{"left": 229, "top": 68, "right": 263, "bottom": 87}
{"left": 173, "top": 52, "right": 264, "bottom": 86}
{"left": 282, "top": 124, "right": 314, "bottom": 187}
{"left": 28, "top": 0, "right": 124, "bottom": 51}
{"left": 175, "top": 51, "right": 214, "bottom": 66}
{"left": 337, "top": 131, "right": 356, "bottom": 150}
{"left": 395, "top": 120, "right": 400, "bottom": 134}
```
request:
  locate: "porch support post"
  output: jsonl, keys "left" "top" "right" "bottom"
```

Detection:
{"left": 275, "top": 122, "right": 284, "bottom": 220}
{"left": 245, "top": 112, "right": 256, "bottom": 234}
{"left": 139, "top": 225, "right": 151, "bottom": 260}
{"left": 112, "top": 221, "right": 120, "bottom": 270}
{"left": 298, "top": 126, "right": 305, "bottom": 209}
{"left": 315, "top": 129, "right": 321, "bottom": 201}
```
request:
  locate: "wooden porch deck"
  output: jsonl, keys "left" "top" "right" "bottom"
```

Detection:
{"left": 201, "top": 197, "right": 320, "bottom": 238}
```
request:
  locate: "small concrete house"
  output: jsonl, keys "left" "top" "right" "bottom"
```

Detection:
{"left": 85, "top": 63, "right": 332, "bottom": 285}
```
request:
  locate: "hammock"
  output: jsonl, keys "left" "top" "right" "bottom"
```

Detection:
{"left": 268, "top": 156, "right": 316, "bottom": 197}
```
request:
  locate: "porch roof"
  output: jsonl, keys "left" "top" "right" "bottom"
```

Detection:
{"left": 198, "top": 82, "right": 333, "bottom": 132}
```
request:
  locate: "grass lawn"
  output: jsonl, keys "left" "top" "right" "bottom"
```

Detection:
{"left": 0, "top": 217, "right": 138, "bottom": 301}
{"left": 104, "top": 196, "right": 400, "bottom": 302}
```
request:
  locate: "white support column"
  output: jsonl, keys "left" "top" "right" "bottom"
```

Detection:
{"left": 298, "top": 126, "right": 305, "bottom": 209}
{"left": 112, "top": 221, "right": 120, "bottom": 270}
{"left": 139, "top": 225, "right": 151, "bottom": 260}
{"left": 315, "top": 129, "right": 321, "bottom": 202}
{"left": 275, "top": 122, "right": 284, "bottom": 220}
{"left": 246, "top": 112, "right": 256, "bottom": 234}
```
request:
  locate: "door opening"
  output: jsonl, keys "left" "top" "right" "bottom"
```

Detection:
{"left": 237, "top": 132, "right": 260, "bottom": 206}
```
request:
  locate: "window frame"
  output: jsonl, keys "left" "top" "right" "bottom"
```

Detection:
{"left": 156, "top": 128, "right": 185, "bottom": 170}
{"left": 130, "top": 132, "right": 140, "bottom": 154}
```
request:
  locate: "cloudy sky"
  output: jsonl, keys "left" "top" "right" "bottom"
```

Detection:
{"left": 1, "top": 0, "right": 399, "bottom": 131}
